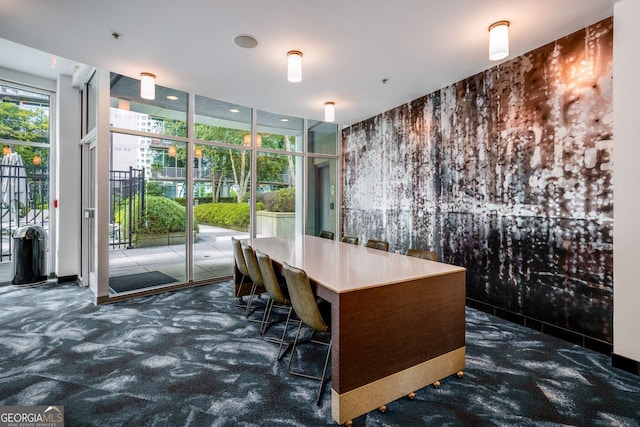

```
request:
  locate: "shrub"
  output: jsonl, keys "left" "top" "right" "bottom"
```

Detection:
{"left": 262, "top": 187, "right": 295, "bottom": 212}
{"left": 114, "top": 195, "right": 198, "bottom": 235}
{"left": 194, "top": 202, "right": 264, "bottom": 230}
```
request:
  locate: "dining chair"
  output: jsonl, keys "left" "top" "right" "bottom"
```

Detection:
{"left": 231, "top": 237, "right": 252, "bottom": 307}
{"left": 241, "top": 242, "right": 267, "bottom": 322}
{"left": 340, "top": 235, "right": 359, "bottom": 245}
{"left": 405, "top": 248, "right": 438, "bottom": 261}
{"left": 318, "top": 230, "right": 335, "bottom": 240}
{"left": 281, "top": 261, "right": 332, "bottom": 405}
{"left": 365, "top": 239, "right": 389, "bottom": 251}
{"left": 255, "top": 249, "right": 293, "bottom": 360}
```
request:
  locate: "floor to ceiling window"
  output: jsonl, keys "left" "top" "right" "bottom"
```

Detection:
{"left": 192, "top": 96, "right": 252, "bottom": 281}
{"left": 256, "top": 110, "right": 304, "bottom": 238}
{"left": 0, "top": 81, "right": 51, "bottom": 282}
{"left": 306, "top": 120, "right": 338, "bottom": 237}
{"left": 104, "top": 73, "right": 338, "bottom": 296}
{"left": 108, "top": 74, "right": 189, "bottom": 294}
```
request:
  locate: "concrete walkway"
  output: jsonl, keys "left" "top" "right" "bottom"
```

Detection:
{"left": 0, "top": 225, "right": 248, "bottom": 290}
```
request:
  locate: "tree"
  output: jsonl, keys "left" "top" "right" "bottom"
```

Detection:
{"left": 0, "top": 102, "right": 49, "bottom": 143}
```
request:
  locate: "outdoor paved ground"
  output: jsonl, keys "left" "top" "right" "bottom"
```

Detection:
{"left": 0, "top": 225, "right": 247, "bottom": 290}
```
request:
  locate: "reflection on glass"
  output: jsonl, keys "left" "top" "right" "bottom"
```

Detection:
{"left": 308, "top": 120, "right": 338, "bottom": 155}
{"left": 0, "top": 83, "right": 50, "bottom": 143}
{"left": 257, "top": 110, "right": 303, "bottom": 152}
{"left": 256, "top": 153, "right": 303, "bottom": 237}
{"left": 306, "top": 157, "right": 337, "bottom": 237}
{"left": 109, "top": 73, "right": 188, "bottom": 137}
{"left": 109, "top": 132, "right": 187, "bottom": 292}
{"left": 193, "top": 145, "right": 251, "bottom": 281}
{"left": 195, "top": 96, "right": 251, "bottom": 145}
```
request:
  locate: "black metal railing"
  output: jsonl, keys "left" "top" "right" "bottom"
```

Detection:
{"left": 109, "top": 167, "right": 145, "bottom": 249}
{"left": 0, "top": 163, "right": 49, "bottom": 262}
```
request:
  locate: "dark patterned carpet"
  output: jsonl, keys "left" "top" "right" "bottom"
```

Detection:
{"left": 0, "top": 281, "right": 639, "bottom": 426}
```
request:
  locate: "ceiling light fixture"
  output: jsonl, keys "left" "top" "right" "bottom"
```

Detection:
{"left": 324, "top": 102, "right": 335, "bottom": 122}
{"left": 166, "top": 95, "right": 178, "bottom": 101}
{"left": 229, "top": 108, "right": 240, "bottom": 113}
{"left": 488, "top": 21, "right": 510, "bottom": 61}
{"left": 140, "top": 72, "right": 156, "bottom": 100}
{"left": 287, "top": 50, "right": 302, "bottom": 83}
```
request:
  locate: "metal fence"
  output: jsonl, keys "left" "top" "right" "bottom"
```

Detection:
{"left": 0, "top": 163, "right": 49, "bottom": 262}
{"left": 110, "top": 167, "right": 145, "bottom": 249}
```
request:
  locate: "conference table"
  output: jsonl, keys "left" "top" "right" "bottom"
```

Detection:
{"left": 246, "top": 235, "right": 467, "bottom": 424}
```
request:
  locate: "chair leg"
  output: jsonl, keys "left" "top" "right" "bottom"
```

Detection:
{"left": 286, "top": 320, "right": 304, "bottom": 372}
{"left": 234, "top": 274, "right": 248, "bottom": 307}
{"left": 245, "top": 282, "right": 258, "bottom": 317}
{"left": 276, "top": 306, "right": 294, "bottom": 361}
{"left": 316, "top": 338, "right": 332, "bottom": 405}
{"left": 260, "top": 298, "right": 274, "bottom": 335}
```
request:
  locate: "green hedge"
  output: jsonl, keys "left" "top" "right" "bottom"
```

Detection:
{"left": 260, "top": 187, "right": 295, "bottom": 212}
{"left": 194, "top": 202, "right": 264, "bottom": 230}
{"left": 115, "top": 195, "right": 198, "bottom": 235}
{"left": 174, "top": 197, "right": 236, "bottom": 206}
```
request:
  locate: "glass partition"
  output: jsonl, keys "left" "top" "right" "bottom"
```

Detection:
{"left": 257, "top": 110, "right": 303, "bottom": 152}
{"left": 255, "top": 152, "right": 303, "bottom": 237}
{"left": 110, "top": 73, "right": 188, "bottom": 137}
{"left": 306, "top": 157, "right": 338, "bottom": 238}
{"left": 0, "top": 82, "right": 51, "bottom": 279}
{"left": 308, "top": 120, "right": 338, "bottom": 155}
{"left": 106, "top": 74, "right": 337, "bottom": 295}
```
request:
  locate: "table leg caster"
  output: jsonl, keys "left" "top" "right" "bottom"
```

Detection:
{"left": 345, "top": 421, "right": 353, "bottom": 427}
{"left": 378, "top": 405, "right": 387, "bottom": 413}
{"left": 408, "top": 392, "right": 416, "bottom": 400}
{"left": 433, "top": 380, "right": 441, "bottom": 388}
{"left": 457, "top": 370, "right": 464, "bottom": 378}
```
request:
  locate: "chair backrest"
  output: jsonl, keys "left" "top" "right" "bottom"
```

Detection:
{"left": 232, "top": 237, "right": 249, "bottom": 276}
{"left": 405, "top": 248, "right": 438, "bottom": 261}
{"left": 282, "top": 261, "right": 328, "bottom": 332}
{"left": 318, "top": 230, "right": 335, "bottom": 240}
{"left": 340, "top": 235, "right": 359, "bottom": 245}
{"left": 365, "top": 239, "right": 389, "bottom": 251}
{"left": 255, "top": 249, "right": 289, "bottom": 305}
{"left": 241, "top": 242, "right": 263, "bottom": 286}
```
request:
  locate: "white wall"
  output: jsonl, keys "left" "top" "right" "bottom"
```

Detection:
{"left": 55, "top": 75, "right": 81, "bottom": 277}
{"left": 613, "top": 0, "right": 640, "bottom": 363}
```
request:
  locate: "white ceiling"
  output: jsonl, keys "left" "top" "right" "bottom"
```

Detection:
{"left": 0, "top": 0, "right": 615, "bottom": 127}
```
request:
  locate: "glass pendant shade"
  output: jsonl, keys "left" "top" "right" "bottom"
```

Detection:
{"left": 140, "top": 72, "right": 156, "bottom": 100}
{"left": 489, "top": 21, "right": 509, "bottom": 61}
{"left": 287, "top": 51, "right": 302, "bottom": 83}
{"left": 324, "top": 102, "right": 335, "bottom": 122}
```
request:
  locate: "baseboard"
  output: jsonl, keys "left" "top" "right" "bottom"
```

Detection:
{"left": 57, "top": 275, "right": 79, "bottom": 284}
{"left": 466, "top": 298, "right": 613, "bottom": 356}
{"left": 612, "top": 353, "right": 640, "bottom": 376}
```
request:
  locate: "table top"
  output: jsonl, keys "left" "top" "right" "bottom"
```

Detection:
{"left": 250, "top": 235, "right": 466, "bottom": 294}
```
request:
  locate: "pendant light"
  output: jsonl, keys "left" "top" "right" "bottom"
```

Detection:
{"left": 287, "top": 50, "right": 303, "bottom": 83}
{"left": 324, "top": 102, "right": 335, "bottom": 122}
{"left": 140, "top": 72, "right": 156, "bottom": 100}
{"left": 488, "top": 21, "right": 510, "bottom": 61}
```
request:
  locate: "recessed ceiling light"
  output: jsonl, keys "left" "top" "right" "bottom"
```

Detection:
{"left": 229, "top": 108, "right": 240, "bottom": 113}
{"left": 233, "top": 35, "right": 258, "bottom": 49}
{"left": 166, "top": 95, "right": 179, "bottom": 100}
{"left": 280, "top": 118, "right": 289, "bottom": 122}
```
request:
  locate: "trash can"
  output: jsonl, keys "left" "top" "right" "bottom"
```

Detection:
{"left": 12, "top": 225, "right": 47, "bottom": 285}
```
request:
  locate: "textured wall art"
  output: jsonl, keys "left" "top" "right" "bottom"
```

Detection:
{"left": 342, "top": 18, "right": 613, "bottom": 343}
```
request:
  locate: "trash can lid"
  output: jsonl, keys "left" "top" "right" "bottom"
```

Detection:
{"left": 12, "top": 225, "right": 46, "bottom": 239}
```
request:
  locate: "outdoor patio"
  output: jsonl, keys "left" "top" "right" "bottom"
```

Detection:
{"left": 0, "top": 224, "right": 245, "bottom": 291}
